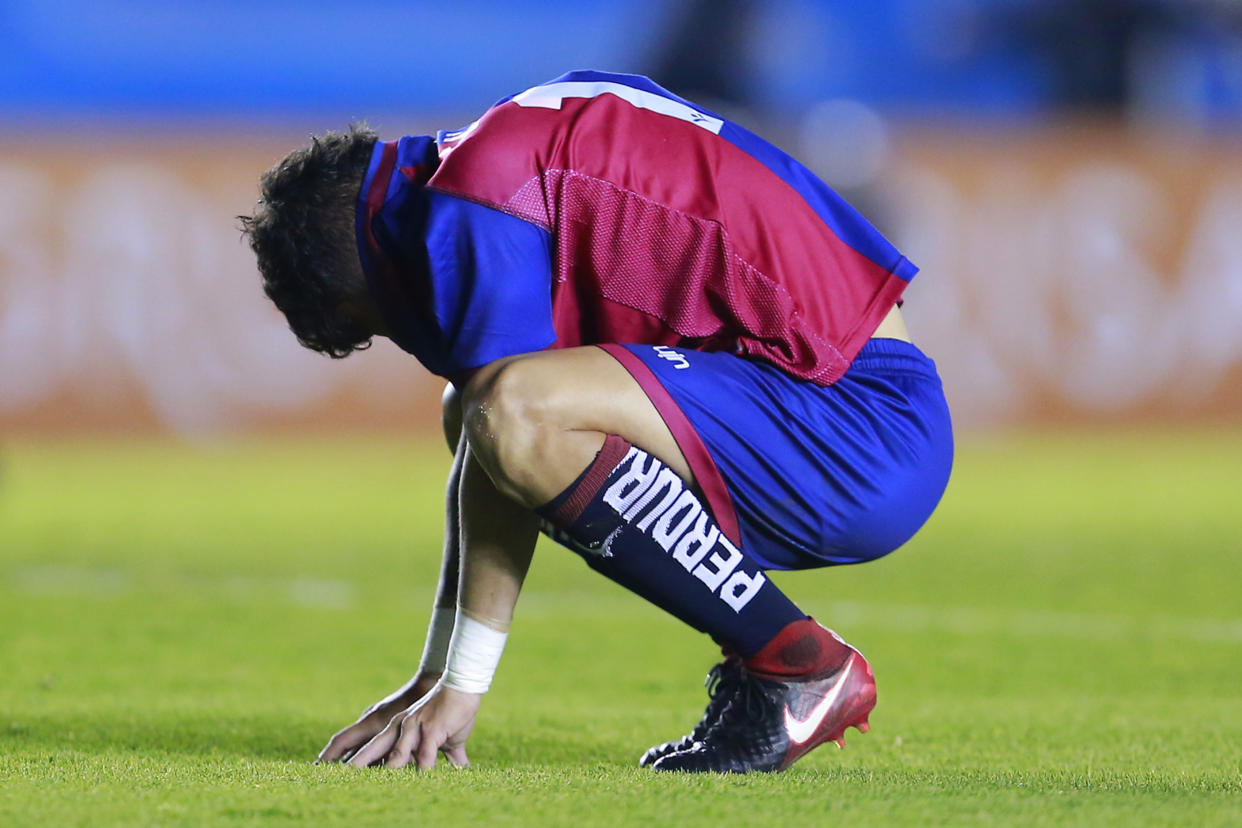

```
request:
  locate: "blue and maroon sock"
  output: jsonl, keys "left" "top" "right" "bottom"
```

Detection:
{"left": 536, "top": 435, "right": 815, "bottom": 658}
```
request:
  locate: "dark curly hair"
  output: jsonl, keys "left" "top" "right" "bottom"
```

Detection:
{"left": 239, "top": 124, "right": 379, "bottom": 358}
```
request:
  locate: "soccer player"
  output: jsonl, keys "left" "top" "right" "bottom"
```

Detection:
{"left": 240, "top": 71, "right": 953, "bottom": 774}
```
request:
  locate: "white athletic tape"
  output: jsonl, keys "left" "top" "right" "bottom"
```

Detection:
{"left": 418, "top": 606, "right": 456, "bottom": 675}
{"left": 442, "top": 609, "right": 508, "bottom": 694}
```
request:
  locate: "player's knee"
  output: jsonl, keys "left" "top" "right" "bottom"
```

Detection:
{"left": 441, "top": 382, "right": 462, "bottom": 452}
{"left": 460, "top": 360, "right": 552, "bottom": 496}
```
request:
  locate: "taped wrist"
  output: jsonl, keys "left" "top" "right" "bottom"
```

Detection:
{"left": 441, "top": 608, "right": 508, "bottom": 694}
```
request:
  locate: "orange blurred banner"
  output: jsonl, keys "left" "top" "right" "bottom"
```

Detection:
{"left": 1, "top": 126, "right": 1239, "bottom": 435}
{"left": 891, "top": 125, "right": 1242, "bottom": 426}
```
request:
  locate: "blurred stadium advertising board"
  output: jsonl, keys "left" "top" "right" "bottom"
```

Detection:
{"left": 1, "top": 126, "right": 1239, "bottom": 435}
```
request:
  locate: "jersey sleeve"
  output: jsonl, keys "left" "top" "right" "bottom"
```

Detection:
{"left": 422, "top": 191, "right": 555, "bottom": 378}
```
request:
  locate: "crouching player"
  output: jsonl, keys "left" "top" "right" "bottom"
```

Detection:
{"left": 240, "top": 71, "right": 953, "bottom": 774}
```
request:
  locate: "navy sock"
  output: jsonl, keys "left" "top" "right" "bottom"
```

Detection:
{"left": 537, "top": 436, "right": 804, "bottom": 656}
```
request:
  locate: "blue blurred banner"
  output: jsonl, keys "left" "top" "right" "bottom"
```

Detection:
{"left": 3, "top": 0, "right": 1239, "bottom": 123}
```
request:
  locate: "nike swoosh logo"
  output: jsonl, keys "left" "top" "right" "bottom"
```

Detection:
{"left": 783, "top": 658, "right": 854, "bottom": 745}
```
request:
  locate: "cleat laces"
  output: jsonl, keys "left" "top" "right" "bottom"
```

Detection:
{"left": 705, "top": 673, "right": 779, "bottom": 746}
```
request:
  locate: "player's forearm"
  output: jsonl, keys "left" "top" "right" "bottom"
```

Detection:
{"left": 417, "top": 436, "right": 466, "bottom": 677}
{"left": 455, "top": 444, "right": 539, "bottom": 632}
{"left": 434, "top": 436, "right": 465, "bottom": 610}
{"left": 435, "top": 444, "right": 538, "bottom": 694}
{"left": 435, "top": 384, "right": 467, "bottom": 611}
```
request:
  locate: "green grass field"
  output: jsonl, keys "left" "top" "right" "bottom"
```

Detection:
{"left": 1, "top": 430, "right": 1240, "bottom": 826}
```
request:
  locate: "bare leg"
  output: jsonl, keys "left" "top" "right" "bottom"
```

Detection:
{"left": 460, "top": 347, "right": 692, "bottom": 508}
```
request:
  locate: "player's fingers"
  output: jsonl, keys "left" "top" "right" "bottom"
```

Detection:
{"left": 444, "top": 744, "right": 470, "bottom": 768}
{"left": 318, "top": 710, "right": 391, "bottom": 763}
{"left": 347, "top": 719, "right": 400, "bottom": 768}
{"left": 316, "top": 737, "right": 343, "bottom": 764}
{"left": 317, "top": 726, "right": 364, "bottom": 763}
{"left": 384, "top": 714, "right": 422, "bottom": 769}
{"left": 415, "top": 723, "right": 442, "bottom": 771}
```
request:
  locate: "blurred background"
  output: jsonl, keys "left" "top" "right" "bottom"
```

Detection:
{"left": 3, "top": 6, "right": 1241, "bottom": 818}
{"left": 2, "top": 0, "right": 1241, "bottom": 437}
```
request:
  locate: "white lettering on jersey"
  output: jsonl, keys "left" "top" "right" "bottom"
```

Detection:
{"left": 438, "top": 118, "right": 483, "bottom": 160}
{"left": 512, "top": 81, "right": 725, "bottom": 135}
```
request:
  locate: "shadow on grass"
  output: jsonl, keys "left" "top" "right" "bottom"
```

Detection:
{"left": 0, "top": 711, "right": 621, "bottom": 768}
{"left": 5, "top": 715, "right": 1240, "bottom": 802}
{"left": 2, "top": 711, "right": 322, "bottom": 761}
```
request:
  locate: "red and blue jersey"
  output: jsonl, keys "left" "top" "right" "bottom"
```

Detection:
{"left": 356, "top": 70, "right": 917, "bottom": 384}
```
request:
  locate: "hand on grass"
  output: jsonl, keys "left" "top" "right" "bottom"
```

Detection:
{"left": 316, "top": 671, "right": 441, "bottom": 764}
{"left": 345, "top": 683, "right": 479, "bottom": 770}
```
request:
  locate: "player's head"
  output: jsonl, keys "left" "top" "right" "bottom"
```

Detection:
{"left": 240, "top": 124, "right": 381, "bottom": 358}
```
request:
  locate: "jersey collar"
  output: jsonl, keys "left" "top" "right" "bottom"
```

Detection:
{"left": 354, "top": 135, "right": 442, "bottom": 360}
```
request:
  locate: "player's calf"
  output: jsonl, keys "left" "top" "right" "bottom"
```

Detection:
{"left": 535, "top": 438, "right": 809, "bottom": 656}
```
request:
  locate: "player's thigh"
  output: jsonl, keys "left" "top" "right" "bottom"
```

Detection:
{"left": 463, "top": 346, "right": 692, "bottom": 484}
{"left": 607, "top": 341, "right": 953, "bottom": 569}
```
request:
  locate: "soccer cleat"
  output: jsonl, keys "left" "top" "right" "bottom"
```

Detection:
{"left": 638, "top": 659, "right": 743, "bottom": 767}
{"left": 650, "top": 648, "right": 875, "bottom": 774}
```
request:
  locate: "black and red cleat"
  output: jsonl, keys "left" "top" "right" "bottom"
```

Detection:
{"left": 639, "top": 659, "right": 742, "bottom": 767}
{"left": 650, "top": 649, "right": 875, "bottom": 774}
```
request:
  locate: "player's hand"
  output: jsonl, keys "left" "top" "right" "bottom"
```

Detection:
{"left": 316, "top": 671, "right": 441, "bottom": 764}
{"left": 346, "top": 683, "right": 480, "bottom": 770}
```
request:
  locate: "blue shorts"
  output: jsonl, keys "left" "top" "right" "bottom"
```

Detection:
{"left": 600, "top": 339, "right": 954, "bottom": 570}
